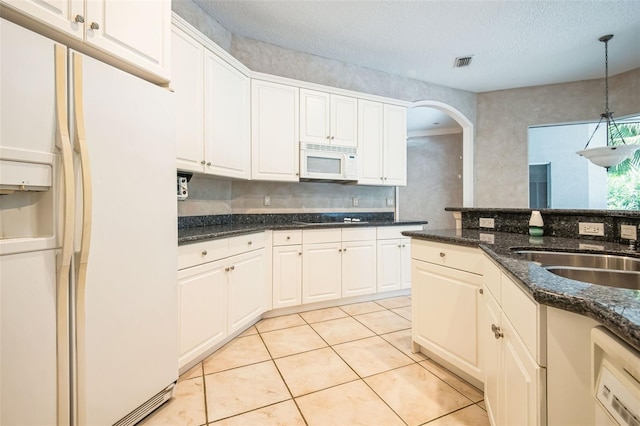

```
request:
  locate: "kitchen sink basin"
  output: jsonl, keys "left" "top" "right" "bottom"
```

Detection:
{"left": 514, "top": 250, "right": 640, "bottom": 272}
{"left": 544, "top": 266, "right": 640, "bottom": 290}
{"left": 514, "top": 250, "right": 640, "bottom": 290}
{"left": 292, "top": 221, "right": 369, "bottom": 226}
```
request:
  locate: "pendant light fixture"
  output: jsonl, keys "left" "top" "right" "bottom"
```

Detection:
{"left": 576, "top": 34, "right": 640, "bottom": 169}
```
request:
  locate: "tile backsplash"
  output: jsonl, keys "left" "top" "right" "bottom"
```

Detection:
{"left": 178, "top": 175, "right": 395, "bottom": 218}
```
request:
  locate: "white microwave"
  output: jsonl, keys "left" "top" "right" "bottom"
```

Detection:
{"left": 300, "top": 143, "right": 358, "bottom": 181}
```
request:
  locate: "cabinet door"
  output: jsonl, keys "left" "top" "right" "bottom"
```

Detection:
{"left": 500, "top": 314, "right": 546, "bottom": 426}
{"left": 302, "top": 242, "right": 341, "bottom": 304}
{"left": 330, "top": 94, "right": 357, "bottom": 147}
{"left": 85, "top": 0, "right": 170, "bottom": 80}
{"left": 178, "top": 260, "right": 227, "bottom": 368}
{"left": 357, "top": 99, "right": 384, "bottom": 185}
{"left": 482, "top": 287, "right": 502, "bottom": 426}
{"left": 204, "top": 51, "right": 250, "bottom": 179}
{"left": 2, "top": 0, "right": 83, "bottom": 39}
{"left": 272, "top": 245, "right": 302, "bottom": 309}
{"left": 342, "top": 240, "right": 376, "bottom": 297}
{"left": 251, "top": 80, "right": 300, "bottom": 181}
{"left": 227, "top": 249, "right": 266, "bottom": 334}
{"left": 412, "top": 259, "right": 483, "bottom": 381}
{"left": 172, "top": 26, "right": 204, "bottom": 173}
{"left": 383, "top": 104, "right": 407, "bottom": 186}
{"left": 377, "top": 239, "right": 402, "bottom": 292}
{"left": 399, "top": 238, "right": 412, "bottom": 288}
{"left": 300, "top": 89, "right": 330, "bottom": 144}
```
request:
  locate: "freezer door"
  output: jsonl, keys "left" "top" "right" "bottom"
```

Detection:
{"left": 71, "top": 52, "right": 178, "bottom": 425}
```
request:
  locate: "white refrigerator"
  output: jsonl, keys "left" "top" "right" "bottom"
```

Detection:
{"left": 0, "top": 17, "right": 178, "bottom": 425}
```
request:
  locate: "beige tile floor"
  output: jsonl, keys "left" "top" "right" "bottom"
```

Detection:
{"left": 141, "top": 296, "right": 489, "bottom": 426}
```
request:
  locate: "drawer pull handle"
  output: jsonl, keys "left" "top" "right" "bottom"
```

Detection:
{"left": 202, "top": 250, "right": 208, "bottom": 256}
{"left": 439, "top": 252, "right": 446, "bottom": 257}
{"left": 491, "top": 324, "right": 504, "bottom": 339}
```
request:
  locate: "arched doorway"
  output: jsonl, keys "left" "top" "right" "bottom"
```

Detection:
{"left": 397, "top": 101, "right": 474, "bottom": 228}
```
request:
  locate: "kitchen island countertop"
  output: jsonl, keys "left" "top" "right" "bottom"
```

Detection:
{"left": 403, "top": 229, "right": 640, "bottom": 352}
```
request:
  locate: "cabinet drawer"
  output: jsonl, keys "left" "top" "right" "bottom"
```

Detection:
{"left": 377, "top": 225, "right": 423, "bottom": 239}
{"left": 412, "top": 240, "right": 482, "bottom": 275}
{"left": 178, "top": 239, "right": 229, "bottom": 270}
{"left": 303, "top": 228, "right": 342, "bottom": 244}
{"left": 501, "top": 272, "right": 546, "bottom": 365}
{"left": 273, "top": 230, "right": 302, "bottom": 246}
{"left": 229, "top": 232, "right": 266, "bottom": 256}
{"left": 342, "top": 227, "right": 376, "bottom": 242}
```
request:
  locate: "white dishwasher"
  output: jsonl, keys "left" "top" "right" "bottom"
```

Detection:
{"left": 591, "top": 326, "right": 640, "bottom": 426}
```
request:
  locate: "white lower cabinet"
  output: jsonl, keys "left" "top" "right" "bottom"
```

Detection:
{"left": 376, "top": 225, "right": 422, "bottom": 291}
{"left": 341, "top": 239, "right": 376, "bottom": 298}
{"left": 482, "top": 255, "right": 546, "bottom": 426}
{"left": 177, "top": 233, "right": 266, "bottom": 369}
{"left": 272, "top": 230, "right": 303, "bottom": 309}
{"left": 412, "top": 257, "right": 483, "bottom": 382}
{"left": 302, "top": 241, "right": 342, "bottom": 304}
{"left": 301, "top": 227, "right": 377, "bottom": 304}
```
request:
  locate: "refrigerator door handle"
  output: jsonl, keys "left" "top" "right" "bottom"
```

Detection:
{"left": 71, "top": 51, "right": 93, "bottom": 426}
{"left": 54, "top": 43, "right": 73, "bottom": 426}
{"left": 72, "top": 51, "right": 92, "bottom": 282}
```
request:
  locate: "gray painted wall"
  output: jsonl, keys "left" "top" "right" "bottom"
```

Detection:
{"left": 399, "top": 133, "right": 463, "bottom": 229}
{"left": 475, "top": 68, "right": 640, "bottom": 208}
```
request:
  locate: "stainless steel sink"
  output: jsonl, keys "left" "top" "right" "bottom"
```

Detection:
{"left": 515, "top": 250, "right": 640, "bottom": 272}
{"left": 514, "top": 250, "right": 640, "bottom": 290}
{"left": 544, "top": 267, "right": 640, "bottom": 290}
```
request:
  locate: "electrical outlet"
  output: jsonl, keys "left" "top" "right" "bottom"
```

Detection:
{"left": 479, "top": 218, "right": 495, "bottom": 228}
{"left": 578, "top": 222, "right": 605, "bottom": 236}
{"left": 386, "top": 198, "right": 394, "bottom": 207}
{"left": 621, "top": 224, "right": 638, "bottom": 240}
{"left": 264, "top": 195, "right": 271, "bottom": 206}
{"left": 352, "top": 197, "right": 358, "bottom": 207}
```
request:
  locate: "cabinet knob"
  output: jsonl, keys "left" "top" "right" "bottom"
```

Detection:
{"left": 295, "top": 173, "right": 299, "bottom": 176}
{"left": 491, "top": 324, "right": 504, "bottom": 339}
{"left": 402, "top": 244, "right": 406, "bottom": 248}
{"left": 225, "top": 267, "right": 230, "bottom": 272}
{"left": 230, "top": 265, "right": 235, "bottom": 271}
{"left": 90, "top": 22, "right": 100, "bottom": 30}
{"left": 201, "top": 250, "right": 208, "bottom": 256}
{"left": 343, "top": 248, "right": 347, "bottom": 252}
{"left": 330, "top": 136, "right": 335, "bottom": 140}
{"left": 248, "top": 241, "right": 252, "bottom": 245}
{"left": 201, "top": 160, "right": 206, "bottom": 165}
{"left": 439, "top": 252, "right": 446, "bottom": 257}
{"left": 74, "top": 15, "right": 85, "bottom": 23}
{"left": 298, "top": 252, "right": 302, "bottom": 256}
{"left": 339, "top": 248, "right": 343, "bottom": 252}
{"left": 479, "top": 288, "right": 484, "bottom": 294}
{"left": 326, "top": 136, "right": 331, "bottom": 139}
{"left": 286, "top": 236, "right": 291, "bottom": 240}
{"left": 398, "top": 244, "right": 402, "bottom": 248}
{"left": 207, "top": 162, "right": 211, "bottom": 166}
{"left": 384, "top": 177, "right": 388, "bottom": 181}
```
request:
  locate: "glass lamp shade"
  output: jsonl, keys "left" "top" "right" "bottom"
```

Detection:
{"left": 576, "top": 145, "right": 640, "bottom": 168}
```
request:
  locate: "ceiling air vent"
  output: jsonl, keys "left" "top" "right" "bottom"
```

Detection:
{"left": 454, "top": 56, "right": 473, "bottom": 68}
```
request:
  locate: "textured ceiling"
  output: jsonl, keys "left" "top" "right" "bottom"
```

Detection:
{"left": 193, "top": 0, "right": 640, "bottom": 93}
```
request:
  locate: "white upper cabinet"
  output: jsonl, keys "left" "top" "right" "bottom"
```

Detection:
{"left": 300, "top": 89, "right": 357, "bottom": 147}
{"left": 2, "top": 0, "right": 171, "bottom": 81}
{"left": 383, "top": 104, "right": 407, "bottom": 186}
{"left": 358, "top": 101, "right": 407, "bottom": 186}
{"left": 171, "top": 22, "right": 250, "bottom": 179}
{"left": 172, "top": 25, "right": 204, "bottom": 173}
{"left": 204, "top": 50, "right": 250, "bottom": 179}
{"left": 251, "top": 80, "right": 300, "bottom": 181}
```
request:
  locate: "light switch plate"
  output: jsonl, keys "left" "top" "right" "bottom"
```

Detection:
{"left": 621, "top": 224, "right": 638, "bottom": 240}
{"left": 578, "top": 222, "right": 605, "bottom": 236}
{"left": 479, "top": 218, "right": 495, "bottom": 228}
{"left": 352, "top": 197, "right": 359, "bottom": 207}
{"left": 264, "top": 195, "right": 271, "bottom": 206}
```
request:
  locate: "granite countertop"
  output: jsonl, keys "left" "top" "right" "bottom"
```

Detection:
{"left": 403, "top": 229, "right": 640, "bottom": 352}
{"left": 178, "top": 220, "right": 427, "bottom": 245}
